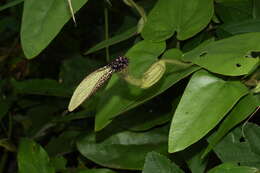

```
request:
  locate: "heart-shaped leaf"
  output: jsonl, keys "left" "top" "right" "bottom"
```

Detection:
{"left": 182, "top": 32, "right": 260, "bottom": 76}
{"left": 169, "top": 70, "right": 248, "bottom": 153}
{"left": 21, "top": 0, "right": 88, "bottom": 58}
{"left": 141, "top": 0, "right": 214, "bottom": 41}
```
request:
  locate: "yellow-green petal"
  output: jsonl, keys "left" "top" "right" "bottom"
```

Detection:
{"left": 68, "top": 66, "right": 112, "bottom": 112}
{"left": 140, "top": 60, "right": 166, "bottom": 89}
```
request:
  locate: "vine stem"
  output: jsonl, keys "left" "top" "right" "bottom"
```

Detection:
{"left": 123, "top": 0, "right": 147, "bottom": 22}
{"left": 119, "top": 59, "right": 192, "bottom": 88}
{"left": 161, "top": 59, "right": 192, "bottom": 67}
{"left": 242, "top": 106, "right": 260, "bottom": 137}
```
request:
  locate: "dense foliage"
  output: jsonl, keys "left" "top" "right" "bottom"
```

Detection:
{"left": 0, "top": 0, "right": 259, "bottom": 172}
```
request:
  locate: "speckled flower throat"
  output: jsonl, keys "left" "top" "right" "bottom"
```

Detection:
{"left": 108, "top": 56, "right": 129, "bottom": 72}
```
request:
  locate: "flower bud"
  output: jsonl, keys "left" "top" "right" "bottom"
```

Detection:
{"left": 140, "top": 60, "right": 166, "bottom": 89}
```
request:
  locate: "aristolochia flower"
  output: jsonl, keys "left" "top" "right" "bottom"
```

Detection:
{"left": 68, "top": 56, "right": 129, "bottom": 112}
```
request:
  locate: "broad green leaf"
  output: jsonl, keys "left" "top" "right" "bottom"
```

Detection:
{"left": 213, "top": 126, "right": 260, "bottom": 167}
{"left": 181, "top": 142, "right": 208, "bottom": 173}
{"left": 253, "top": 0, "right": 260, "bottom": 19}
{"left": 24, "top": 104, "right": 64, "bottom": 138}
{"left": 141, "top": 0, "right": 213, "bottom": 41}
{"left": 203, "top": 94, "right": 259, "bottom": 157}
{"left": 182, "top": 33, "right": 214, "bottom": 52}
{"left": 85, "top": 27, "right": 137, "bottom": 55}
{"left": 94, "top": 47, "right": 200, "bottom": 131}
{"left": 127, "top": 40, "right": 166, "bottom": 78}
{"left": 208, "top": 163, "right": 259, "bottom": 173}
{"left": 59, "top": 56, "right": 102, "bottom": 87}
{"left": 11, "top": 79, "right": 72, "bottom": 97}
{"left": 110, "top": 95, "right": 178, "bottom": 131}
{"left": 215, "top": 0, "right": 252, "bottom": 23}
{"left": 0, "top": 0, "right": 23, "bottom": 11}
{"left": 182, "top": 32, "right": 260, "bottom": 76}
{"left": 68, "top": 66, "right": 112, "bottom": 112}
{"left": 78, "top": 169, "right": 117, "bottom": 173}
{"left": 142, "top": 152, "right": 184, "bottom": 173}
{"left": 21, "top": 0, "right": 88, "bottom": 59}
{"left": 77, "top": 126, "right": 169, "bottom": 170}
{"left": 18, "top": 138, "right": 55, "bottom": 173}
{"left": 168, "top": 70, "right": 248, "bottom": 153}
{"left": 244, "top": 123, "right": 260, "bottom": 156}
{"left": 50, "top": 156, "right": 67, "bottom": 171}
{"left": 53, "top": 109, "right": 92, "bottom": 123}
{"left": 46, "top": 131, "right": 80, "bottom": 156}
{"left": 220, "top": 20, "right": 260, "bottom": 35}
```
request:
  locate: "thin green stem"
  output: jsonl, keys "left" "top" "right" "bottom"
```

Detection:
{"left": 104, "top": 6, "right": 110, "bottom": 62}
{"left": 119, "top": 71, "right": 142, "bottom": 87}
{"left": 0, "top": 151, "right": 8, "bottom": 173}
{"left": 162, "top": 59, "right": 193, "bottom": 67}
{"left": 0, "top": 0, "right": 23, "bottom": 12}
{"left": 176, "top": 40, "right": 180, "bottom": 49}
{"left": 124, "top": 0, "right": 147, "bottom": 22}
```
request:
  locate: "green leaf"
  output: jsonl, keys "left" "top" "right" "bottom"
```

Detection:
{"left": 18, "top": 138, "right": 55, "bottom": 173}
{"left": 84, "top": 27, "right": 137, "bottom": 55}
{"left": 181, "top": 142, "right": 208, "bottom": 173}
{"left": 59, "top": 56, "right": 102, "bottom": 87}
{"left": 168, "top": 70, "right": 248, "bottom": 153}
{"left": 215, "top": 0, "right": 252, "bottom": 23}
{"left": 220, "top": 19, "right": 260, "bottom": 35}
{"left": 182, "top": 32, "right": 260, "bottom": 76}
{"left": 50, "top": 156, "right": 67, "bottom": 171}
{"left": 0, "top": 0, "right": 23, "bottom": 12}
{"left": 77, "top": 126, "right": 169, "bottom": 170}
{"left": 208, "top": 163, "right": 259, "bottom": 173}
{"left": 213, "top": 126, "right": 260, "bottom": 167}
{"left": 94, "top": 47, "right": 199, "bottom": 131}
{"left": 253, "top": 0, "right": 260, "bottom": 19}
{"left": 110, "top": 96, "right": 177, "bottom": 131}
{"left": 46, "top": 131, "right": 80, "bottom": 156}
{"left": 142, "top": 152, "right": 184, "bottom": 173}
{"left": 203, "top": 94, "right": 259, "bottom": 157}
{"left": 141, "top": 0, "right": 213, "bottom": 41}
{"left": 126, "top": 40, "right": 166, "bottom": 78}
{"left": 244, "top": 123, "right": 260, "bottom": 156}
{"left": 11, "top": 79, "right": 72, "bottom": 97}
{"left": 77, "top": 169, "right": 117, "bottom": 173}
{"left": 24, "top": 104, "right": 63, "bottom": 138}
{"left": 21, "top": 0, "right": 88, "bottom": 59}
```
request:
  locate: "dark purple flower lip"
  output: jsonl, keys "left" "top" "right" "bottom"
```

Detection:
{"left": 109, "top": 56, "right": 129, "bottom": 72}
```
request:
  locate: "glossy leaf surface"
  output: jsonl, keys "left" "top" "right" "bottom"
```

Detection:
{"left": 203, "top": 94, "right": 259, "bottom": 156}
{"left": 77, "top": 126, "right": 168, "bottom": 170}
{"left": 169, "top": 70, "right": 248, "bottom": 153}
{"left": 21, "top": 0, "right": 88, "bottom": 58}
{"left": 142, "top": 0, "right": 213, "bottom": 41}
